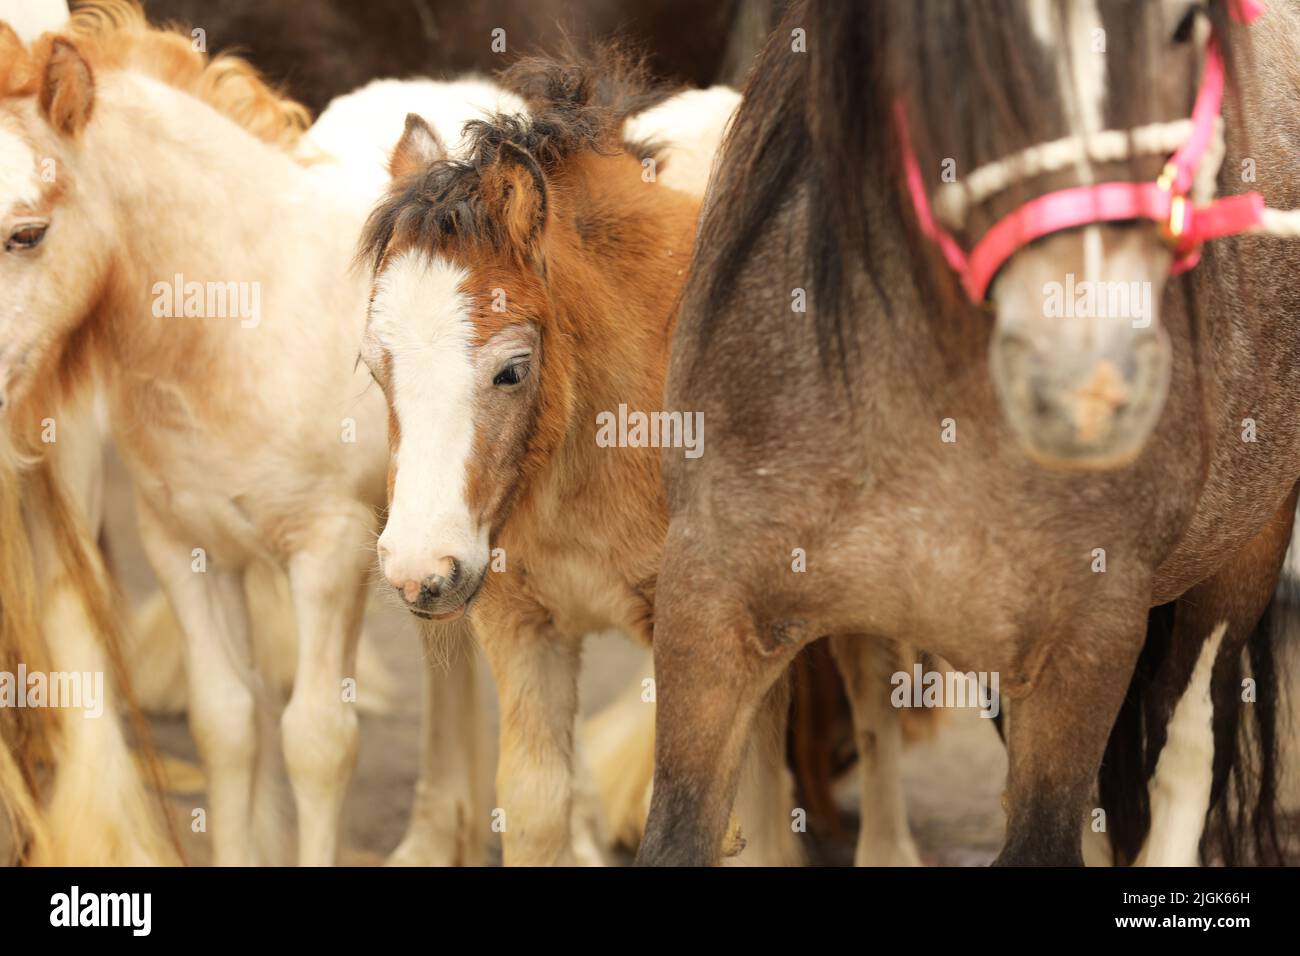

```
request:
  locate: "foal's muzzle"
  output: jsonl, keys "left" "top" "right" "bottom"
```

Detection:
{"left": 382, "top": 554, "right": 484, "bottom": 621}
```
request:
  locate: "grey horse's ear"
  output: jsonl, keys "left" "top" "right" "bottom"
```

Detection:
{"left": 389, "top": 113, "right": 445, "bottom": 179}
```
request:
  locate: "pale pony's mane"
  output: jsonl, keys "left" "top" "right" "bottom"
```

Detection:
{"left": 0, "top": 0, "right": 309, "bottom": 150}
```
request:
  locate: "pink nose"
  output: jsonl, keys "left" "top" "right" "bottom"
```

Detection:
{"left": 383, "top": 555, "right": 458, "bottom": 605}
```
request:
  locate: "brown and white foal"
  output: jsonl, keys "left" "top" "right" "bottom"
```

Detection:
{"left": 358, "top": 62, "right": 805, "bottom": 865}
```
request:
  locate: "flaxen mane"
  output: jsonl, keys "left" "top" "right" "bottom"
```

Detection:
{"left": 0, "top": 0, "right": 309, "bottom": 148}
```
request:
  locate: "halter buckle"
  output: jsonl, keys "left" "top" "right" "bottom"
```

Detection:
{"left": 1160, "top": 195, "right": 1190, "bottom": 249}
{"left": 1155, "top": 161, "right": 1179, "bottom": 194}
{"left": 1156, "top": 161, "right": 1191, "bottom": 249}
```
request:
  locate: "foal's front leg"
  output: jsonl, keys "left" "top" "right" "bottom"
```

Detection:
{"left": 282, "top": 510, "right": 370, "bottom": 866}
{"left": 387, "top": 619, "right": 484, "bottom": 867}
{"left": 478, "top": 614, "right": 583, "bottom": 866}
{"left": 829, "top": 635, "right": 922, "bottom": 866}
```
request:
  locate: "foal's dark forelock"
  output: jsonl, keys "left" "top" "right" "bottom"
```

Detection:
{"left": 696, "top": 0, "right": 1243, "bottom": 376}
{"left": 357, "top": 51, "right": 672, "bottom": 272}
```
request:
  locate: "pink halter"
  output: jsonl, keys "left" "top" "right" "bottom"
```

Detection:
{"left": 897, "top": 0, "right": 1267, "bottom": 303}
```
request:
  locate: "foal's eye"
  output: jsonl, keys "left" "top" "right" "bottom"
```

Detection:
{"left": 493, "top": 356, "right": 530, "bottom": 388}
{"left": 1172, "top": 4, "right": 1201, "bottom": 43}
{"left": 5, "top": 222, "right": 47, "bottom": 252}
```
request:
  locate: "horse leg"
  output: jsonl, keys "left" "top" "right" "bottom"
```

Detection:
{"left": 478, "top": 619, "right": 583, "bottom": 866}
{"left": 136, "top": 499, "right": 265, "bottom": 866}
{"left": 637, "top": 541, "right": 804, "bottom": 866}
{"left": 281, "top": 511, "right": 369, "bottom": 866}
{"left": 995, "top": 605, "right": 1148, "bottom": 866}
{"left": 387, "top": 620, "right": 483, "bottom": 866}
{"left": 1138, "top": 485, "right": 1297, "bottom": 865}
{"left": 829, "top": 635, "right": 921, "bottom": 866}
{"left": 1134, "top": 622, "right": 1224, "bottom": 866}
{"left": 726, "top": 674, "right": 803, "bottom": 865}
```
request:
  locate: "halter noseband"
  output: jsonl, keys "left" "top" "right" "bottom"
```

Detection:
{"left": 896, "top": 0, "right": 1283, "bottom": 303}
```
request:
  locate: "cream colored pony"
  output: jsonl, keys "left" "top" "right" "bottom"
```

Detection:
{"left": 0, "top": 0, "right": 183, "bottom": 867}
{"left": 0, "top": 1, "right": 541, "bottom": 866}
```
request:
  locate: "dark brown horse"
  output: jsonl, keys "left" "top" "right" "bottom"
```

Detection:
{"left": 137, "top": 0, "right": 783, "bottom": 113}
{"left": 638, "top": 0, "right": 1300, "bottom": 866}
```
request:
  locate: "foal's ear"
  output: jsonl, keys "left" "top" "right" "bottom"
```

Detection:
{"left": 0, "top": 23, "right": 32, "bottom": 94}
{"left": 389, "top": 113, "right": 445, "bottom": 179}
{"left": 482, "top": 141, "right": 548, "bottom": 266}
{"left": 37, "top": 38, "right": 94, "bottom": 137}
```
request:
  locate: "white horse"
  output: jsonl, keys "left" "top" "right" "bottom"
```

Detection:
{"left": 0, "top": 0, "right": 185, "bottom": 867}
{"left": 0, "top": 1, "right": 538, "bottom": 865}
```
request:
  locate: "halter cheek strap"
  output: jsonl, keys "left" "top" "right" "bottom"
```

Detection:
{"left": 896, "top": 0, "right": 1293, "bottom": 303}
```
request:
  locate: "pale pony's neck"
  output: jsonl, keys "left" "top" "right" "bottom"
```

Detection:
{"left": 81, "top": 71, "right": 363, "bottom": 361}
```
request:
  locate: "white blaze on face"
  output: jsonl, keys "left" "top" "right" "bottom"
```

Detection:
{"left": 368, "top": 250, "right": 485, "bottom": 587}
{"left": 0, "top": 125, "right": 40, "bottom": 223}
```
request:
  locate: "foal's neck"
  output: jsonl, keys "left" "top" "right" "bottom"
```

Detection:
{"left": 549, "top": 159, "right": 700, "bottom": 425}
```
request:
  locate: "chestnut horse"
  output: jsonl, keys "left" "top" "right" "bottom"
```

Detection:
{"left": 639, "top": 0, "right": 1300, "bottom": 866}
{"left": 357, "top": 53, "right": 869, "bottom": 865}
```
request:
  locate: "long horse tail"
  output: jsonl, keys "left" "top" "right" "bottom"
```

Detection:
{"left": 1098, "top": 602, "right": 1175, "bottom": 865}
{"left": 0, "top": 455, "right": 56, "bottom": 860}
{"left": 1101, "top": 593, "right": 1291, "bottom": 866}
{"left": 1206, "top": 589, "right": 1290, "bottom": 865}
{"left": 1, "top": 420, "right": 182, "bottom": 864}
{"left": 29, "top": 457, "right": 183, "bottom": 868}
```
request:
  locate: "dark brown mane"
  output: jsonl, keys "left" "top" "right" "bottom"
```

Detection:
{"left": 358, "top": 49, "right": 674, "bottom": 271}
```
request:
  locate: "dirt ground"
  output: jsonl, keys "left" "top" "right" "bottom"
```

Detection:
{"left": 101, "top": 452, "right": 1298, "bottom": 867}
{"left": 145, "top": 635, "right": 1011, "bottom": 867}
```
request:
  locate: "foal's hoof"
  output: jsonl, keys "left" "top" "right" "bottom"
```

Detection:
{"left": 855, "top": 837, "right": 923, "bottom": 867}
{"left": 385, "top": 830, "right": 478, "bottom": 867}
{"left": 720, "top": 816, "right": 747, "bottom": 858}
